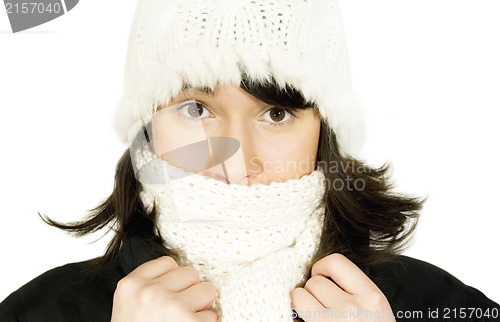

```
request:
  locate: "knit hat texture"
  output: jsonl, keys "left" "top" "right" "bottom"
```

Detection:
{"left": 114, "top": 0, "right": 366, "bottom": 156}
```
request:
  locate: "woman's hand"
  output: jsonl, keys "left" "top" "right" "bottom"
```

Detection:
{"left": 111, "top": 256, "right": 218, "bottom": 322}
{"left": 290, "top": 254, "right": 395, "bottom": 321}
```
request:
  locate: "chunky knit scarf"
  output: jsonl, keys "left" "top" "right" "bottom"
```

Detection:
{"left": 133, "top": 138, "right": 327, "bottom": 321}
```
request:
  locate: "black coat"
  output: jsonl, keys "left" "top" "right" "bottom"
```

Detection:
{"left": 1, "top": 237, "right": 499, "bottom": 321}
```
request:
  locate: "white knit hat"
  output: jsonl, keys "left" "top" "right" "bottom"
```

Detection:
{"left": 114, "top": 0, "right": 366, "bottom": 157}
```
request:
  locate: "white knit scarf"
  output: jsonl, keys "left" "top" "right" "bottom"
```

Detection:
{"left": 132, "top": 137, "right": 327, "bottom": 321}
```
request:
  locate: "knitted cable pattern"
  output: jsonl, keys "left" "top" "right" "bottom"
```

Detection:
{"left": 132, "top": 136, "right": 327, "bottom": 321}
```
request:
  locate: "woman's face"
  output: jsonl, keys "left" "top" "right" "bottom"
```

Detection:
{"left": 152, "top": 85, "right": 321, "bottom": 185}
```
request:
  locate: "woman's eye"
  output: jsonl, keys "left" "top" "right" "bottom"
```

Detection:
{"left": 261, "top": 107, "right": 294, "bottom": 125}
{"left": 177, "top": 101, "right": 212, "bottom": 119}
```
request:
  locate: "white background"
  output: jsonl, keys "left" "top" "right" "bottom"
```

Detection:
{"left": 1, "top": 0, "right": 499, "bottom": 305}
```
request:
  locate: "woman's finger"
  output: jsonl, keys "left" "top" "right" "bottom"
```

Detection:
{"left": 194, "top": 309, "right": 218, "bottom": 322}
{"left": 157, "top": 265, "right": 200, "bottom": 292}
{"left": 311, "top": 253, "right": 379, "bottom": 295}
{"left": 128, "top": 256, "right": 180, "bottom": 280}
{"left": 178, "top": 281, "right": 217, "bottom": 312}
{"left": 290, "top": 287, "right": 325, "bottom": 321}
{"left": 303, "top": 275, "right": 345, "bottom": 308}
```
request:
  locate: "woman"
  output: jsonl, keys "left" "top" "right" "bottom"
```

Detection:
{"left": 1, "top": 0, "right": 498, "bottom": 321}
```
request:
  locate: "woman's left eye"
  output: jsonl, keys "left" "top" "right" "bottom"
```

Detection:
{"left": 261, "top": 107, "right": 296, "bottom": 126}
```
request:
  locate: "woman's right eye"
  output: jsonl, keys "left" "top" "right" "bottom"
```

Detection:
{"left": 176, "top": 101, "right": 213, "bottom": 120}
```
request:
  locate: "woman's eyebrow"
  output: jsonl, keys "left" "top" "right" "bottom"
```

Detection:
{"left": 181, "top": 85, "right": 217, "bottom": 96}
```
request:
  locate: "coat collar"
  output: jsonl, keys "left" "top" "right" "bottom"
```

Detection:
{"left": 117, "top": 236, "right": 371, "bottom": 277}
{"left": 119, "top": 237, "right": 163, "bottom": 275}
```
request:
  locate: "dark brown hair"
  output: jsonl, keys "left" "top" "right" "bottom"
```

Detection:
{"left": 40, "top": 76, "right": 426, "bottom": 270}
